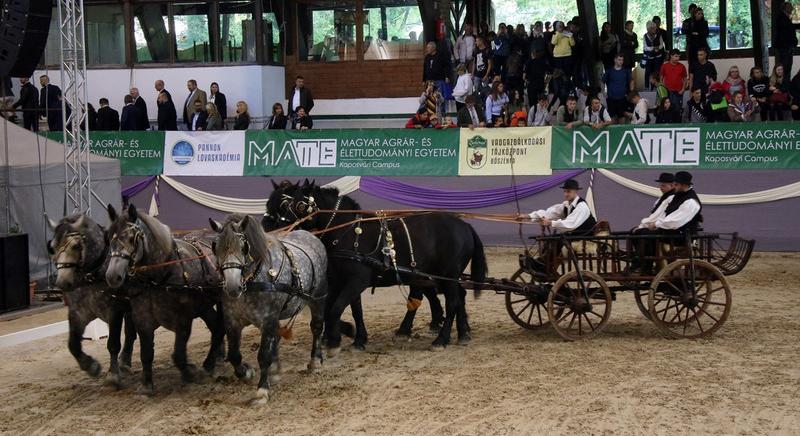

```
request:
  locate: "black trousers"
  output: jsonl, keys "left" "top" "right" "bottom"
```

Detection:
{"left": 23, "top": 112, "right": 38, "bottom": 131}
{"left": 631, "top": 228, "right": 684, "bottom": 269}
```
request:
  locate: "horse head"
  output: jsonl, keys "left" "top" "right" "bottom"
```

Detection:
{"left": 105, "top": 204, "right": 172, "bottom": 289}
{"left": 262, "top": 178, "right": 323, "bottom": 231}
{"left": 211, "top": 214, "right": 267, "bottom": 298}
{"left": 47, "top": 214, "right": 106, "bottom": 291}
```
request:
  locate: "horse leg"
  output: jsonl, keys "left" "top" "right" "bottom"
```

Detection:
{"left": 104, "top": 311, "right": 124, "bottom": 388}
{"left": 307, "top": 298, "right": 325, "bottom": 372}
{"left": 396, "top": 286, "right": 424, "bottom": 338}
{"left": 350, "top": 297, "right": 368, "bottom": 350}
{"left": 424, "top": 287, "right": 445, "bottom": 332}
{"left": 325, "top": 280, "right": 367, "bottom": 357}
{"left": 67, "top": 311, "right": 101, "bottom": 378}
{"left": 200, "top": 305, "right": 225, "bottom": 376}
{"left": 252, "top": 323, "right": 279, "bottom": 405}
{"left": 226, "top": 318, "right": 254, "bottom": 382}
{"left": 268, "top": 337, "right": 282, "bottom": 385}
{"left": 172, "top": 321, "right": 196, "bottom": 384}
{"left": 119, "top": 310, "right": 136, "bottom": 373}
{"left": 456, "top": 284, "right": 471, "bottom": 345}
{"left": 137, "top": 324, "right": 156, "bottom": 396}
{"left": 431, "top": 281, "right": 460, "bottom": 350}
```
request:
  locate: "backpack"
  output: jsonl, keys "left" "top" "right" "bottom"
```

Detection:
{"left": 708, "top": 89, "right": 728, "bottom": 111}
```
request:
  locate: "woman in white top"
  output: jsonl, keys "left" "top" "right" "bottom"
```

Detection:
{"left": 451, "top": 64, "right": 474, "bottom": 112}
{"left": 485, "top": 81, "right": 509, "bottom": 126}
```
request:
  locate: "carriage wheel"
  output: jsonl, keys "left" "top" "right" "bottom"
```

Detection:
{"left": 547, "top": 271, "right": 612, "bottom": 341}
{"left": 505, "top": 267, "right": 550, "bottom": 330}
{"left": 648, "top": 259, "right": 731, "bottom": 339}
{"left": 634, "top": 288, "right": 653, "bottom": 320}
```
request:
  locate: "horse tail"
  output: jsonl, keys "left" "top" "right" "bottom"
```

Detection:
{"left": 469, "top": 224, "right": 488, "bottom": 299}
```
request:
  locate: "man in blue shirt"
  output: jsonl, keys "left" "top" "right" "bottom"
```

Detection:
{"left": 602, "top": 53, "right": 634, "bottom": 123}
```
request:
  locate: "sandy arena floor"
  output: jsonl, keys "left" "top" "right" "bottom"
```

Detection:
{"left": 0, "top": 248, "right": 798, "bottom": 435}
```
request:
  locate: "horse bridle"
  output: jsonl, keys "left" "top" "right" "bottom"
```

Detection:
{"left": 51, "top": 232, "right": 87, "bottom": 270}
{"left": 110, "top": 222, "right": 145, "bottom": 276}
{"left": 218, "top": 230, "right": 253, "bottom": 276}
{"left": 265, "top": 193, "right": 318, "bottom": 226}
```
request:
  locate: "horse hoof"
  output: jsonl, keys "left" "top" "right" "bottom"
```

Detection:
{"left": 242, "top": 367, "right": 255, "bottom": 381}
{"left": 87, "top": 361, "right": 102, "bottom": 378}
{"left": 137, "top": 384, "right": 155, "bottom": 397}
{"left": 249, "top": 388, "right": 269, "bottom": 406}
{"left": 119, "top": 364, "right": 133, "bottom": 375}
{"left": 269, "top": 374, "right": 281, "bottom": 385}
{"left": 458, "top": 336, "right": 472, "bottom": 346}
{"left": 269, "top": 362, "right": 283, "bottom": 375}
{"left": 352, "top": 343, "right": 366, "bottom": 351}
{"left": 307, "top": 359, "right": 323, "bottom": 373}
{"left": 326, "top": 347, "right": 341, "bottom": 358}
{"left": 104, "top": 372, "right": 122, "bottom": 389}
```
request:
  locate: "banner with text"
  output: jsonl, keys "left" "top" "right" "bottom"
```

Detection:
{"left": 44, "top": 131, "right": 164, "bottom": 175}
{"left": 243, "top": 129, "right": 459, "bottom": 176}
{"left": 162, "top": 131, "right": 245, "bottom": 176}
{"left": 551, "top": 123, "right": 800, "bottom": 169}
{"left": 458, "top": 127, "right": 552, "bottom": 175}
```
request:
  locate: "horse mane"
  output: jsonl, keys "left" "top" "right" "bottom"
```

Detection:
{"left": 313, "top": 185, "right": 361, "bottom": 210}
{"left": 137, "top": 212, "right": 174, "bottom": 254}
{"left": 53, "top": 213, "right": 84, "bottom": 241}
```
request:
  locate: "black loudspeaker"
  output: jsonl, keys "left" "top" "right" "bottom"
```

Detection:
{"left": 0, "top": 233, "right": 30, "bottom": 313}
{"left": 0, "top": 0, "right": 53, "bottom": 77}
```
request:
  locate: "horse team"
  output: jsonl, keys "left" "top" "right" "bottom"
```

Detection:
{"left": 47, "top": 180, "right": 488, "bottom": 403}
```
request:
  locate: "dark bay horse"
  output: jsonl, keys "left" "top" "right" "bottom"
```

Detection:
{"left": 104, "top": 205, "right": 225, "bottom": 395}
{"left": 263, "top": 180, "right": 487, "bottom": 353}
{"left": 47, "top": 214, "right": 136, "bottom": 386}
{"left": 210, "top": 214, "right": 328, "bottom": 405}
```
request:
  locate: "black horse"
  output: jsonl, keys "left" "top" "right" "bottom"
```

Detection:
{"left": 263, "top": 180, "right": 487, "bottom": 352}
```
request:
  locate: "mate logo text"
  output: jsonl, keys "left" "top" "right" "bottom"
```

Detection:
{"left": 248, "top": 139, "right": 337, "bottom": 168}
{"left": 466, "top": 135, "right": 487, "bottom": 169}
{"left": 170, "top": 140, "right": 195, "bottom": 165}
{"left": 572, "top": 128, "right": 700, "bottom": 166}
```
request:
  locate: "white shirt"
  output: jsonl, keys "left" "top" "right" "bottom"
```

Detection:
{"left": 583, "top": 106, "right": 612, "bottom": 123}
{"left": 638, "top": 194, "right": 674, "bottom": 229}
{"left": 452, "top": 73, "right": 473, "bottom": 103}
{"left": 529, "top": 197, "right": 592, "bottom": 231}
{"left": 468, "top": 106, "right": 479, "bottom": 125}
{"left": 455, "top": 34, "right": 476, "bottom": 63}
{"left": 191, "top": 111, "right": 201, "bottom": 130}
{"left": 291, "top": 88, "right": 301, "bottom": 113}
{"left": 631, "top": 98, "right": 649, "bottom": 124}
{"left": 185, "top": 90, "right": 195, "bottom": 109}
{"left": 527, "top": 104, "right": 552, "bottom": 126}
{"left": 655, "top": 192, "right": 701, "bottom": 230}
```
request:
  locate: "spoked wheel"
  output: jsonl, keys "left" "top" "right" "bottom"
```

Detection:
{"left": 505, "top": 267, "right": 550, "bottom": 330}
{"left": 547, "top": 271, "right": 612, "bottom": 341}
{"left": 648, "top": 259, "right": 732, "bottom": 339}
{"left": 634, "top": 288, "right": 652, "bottom": 320}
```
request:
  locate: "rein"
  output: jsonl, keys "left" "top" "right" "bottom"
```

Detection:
{"left": 132, "top": 253, "right": 210, "bottom": 274}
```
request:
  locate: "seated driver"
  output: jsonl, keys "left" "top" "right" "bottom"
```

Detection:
{"left": 526, "top": 179, "right": 597, "bottom": 236}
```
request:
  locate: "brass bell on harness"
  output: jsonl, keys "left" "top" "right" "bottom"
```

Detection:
{"left": 268, "top": 268, "right": 278, "bottom": 279}
{"left": 354, "top": 227, "right": 363, "bottom": 235}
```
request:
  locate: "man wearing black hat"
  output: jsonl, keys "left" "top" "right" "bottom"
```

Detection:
{"left": 637, "top": 173, "right": 675, "bottom": 229}
{"left": 527, "top": 179, "right": 597, "bottom": 235}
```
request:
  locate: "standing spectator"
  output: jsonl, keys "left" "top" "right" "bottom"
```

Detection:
{"left": 721, "top": 66, "right": 747, "bottom": 100}
{"left": 653, "top": 16, "right": 670, "bottom": 50}
{"left": 627, "top": 91, "right": 650, "bottom": 124}
{"left": 454, "top": 23, "right": 476, "bottom": 72}
{"left": 686, "top": 7, "right": 709, "bottom": 63}
{"left": 548, "top": 68, "right": 578, "bottom": 110}
{"left": 493, "top": 23, "right": 510, "bottom": 79}
{"left": 154, "top": 80, "right": 177, "bottom": 130}
{"left": 288, "top": 75, "right": 314, "bottom": 119}
{"left": 478, "top": 21, "right": 490, "bottom": 39}
{"left": 527, "top": 94, "right": 552, "bottom": 126}
{"left": 683, "top": 88, "right": 710, "bottom": 123}
{"left": 209, "top": 82, "right": 227, "bottom": 122}
{"left": 688, "top": 47, "right": 717, "bottom": 95}
{"left": 524, "top": 49, "right": 551, "bottom": 108}
{"left": 570, "top": 18, "right": 589, "bottom": 89}
{"left": 599, "top": 22, "right": 620, "bottom": 72}
{"left": 182, "top": 79, "right": 207, "bottom": 129}
{"left": 474, "top": 37, "right": 494, "bottom": 88}
{"left": 485, "top": 81, "right": 509, "bottom": 126}
{"left": 422, "top": 42, "right": 451, "bottom": 94}
{"left": 748, "top": 66, "right": 771, "bottom": 120}
{"left": 190, "top": 100, "right": 208, "bottom": 131}
{"left": 452, "top": 64, "right": 474, "bottom": 112}
{"left": 620, "top": 20, "right": 638, "bottom": 70}
{"left": 419, "top": 81, "right": 444, "bottom": 119}
{"left": 233, "top": 101, "right": 250, "bottom": 130}
{"left": 39, "top": 75, "right": 63, "bottom": 131}
{"left": 643, "top": 21, "right": 666, "bottom": 88}
{"left": 528, "top": 22, "right": 549, "bottom": 61}
{"left": 505, "top": 43, "right": 525, "bottom": 97}
{"left": 583, "top": 95, "right": 613, "bottom": 128}
{"left": 774, "top": 2, "right": 800, "bottom": 77}
{"left": 650, "top": 71, "right": 670, "bottom": 107}
{"left": 120, "top": 94, "right": 141, "bottom": 131}
{"left": 291, "top": 106, "right": 313, "bottom": 129}
{"left": 265, "top": 103, "right": 287, "bottom": 129}
{"left": 728, "top": 91, "right": 754, "bottom": 122}
{"left": 456, "top": 95, "right": 486, "bottom": 128}
{"left": 769, "top": 64, "right": 790, "bottom": 120}
{"left": 555, "top": 95, "right": 584, "bottom": 128}
{"left": 13, "top": 77, "right": 39, "bottom": 131}
{"left": 603, "top": 53, "right": 634, "bottom": 123}
{"left": 204, "top": 103, "right": 223, "bottom": 130}
{"left": 681, "top": 4, "right": 698, "bottom": 57}
{"left": 655, "top": 96, "right": 681, "bottom": 123}
{"left": 551, "top": 21, "right": 575, "bottom": 79}
{"left": 86, "top": 103, "right": 98, "bottom": 131}
{"left": 660, "top": 49, "right": 688, "bottom": 111}
{"left": 791, "top": 69, "right": 800, "bottom": 120}
{"left": 96, "top": 98, "right": 120, "bottom": 131}
{"left": 129, "top": 87, "right": 149, "bottom": 130}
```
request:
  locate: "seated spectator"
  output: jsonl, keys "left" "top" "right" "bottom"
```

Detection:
{"left": 190, "top": 99, "right": 208, "bottom": 131}
{"left": 660, "top": 49, "right": 688, "bottom": 113}
{"left": 655, "top": 97, "right": 681, "bottom": 123}
{"left": 509, "top": 109, "right": 528, "bottom": 126}
{"left": 707, "top": 82, "right": 730, "bottom": 122}
{"left": 728, "top": 91, "right": 754, "bottom": 122}
{"left": 233, "top": 101, "right": 250, "bottom": 130}
{"left": 688, "top": 47, "right": 716, "bottom": 96}
{"left": 650, "top": 71, "right": 669, "bottom": 108}
{"left": 96, "top": 98, "right": 120, "bottom": 131}
{"left": 721, "top": 66, "right": 746, "bottom": 100}
{"left": 419, "top": 81, "right": 444, "bottom": 119}
{"left": 603, "top": 53, "right": 634, "bottom": 123}
{"left": 527, "top": 94, "right": 552, "bottom": 126}
{"left": 485, "top": 81, "right": 509, "bottom": 126}
{"left": 440, "top": 116, "right": 457, "bottom": 128}
{"left": 683, "top": 88, "right": 710, "bottom": 123}
{"left": 456, "top": 95, "right": 486, "bottom": 128}
{"left": 266, "top": 102, "right": 287, "bottom": 129}
{"left": 428, "top": 114, "right": 442, "bottom": 128}
{"left": 507, "top": 89, "right": 526, "bottom": 115}
{"left": 555, "top": 95, "right": 584, "bottom": 128}
{"left": 205, "top": 103, "right": 223, "bottom": 130}
{"left": 627, "top": 91, "right": 650, "bottom": 124}
{"left": 451, "top": 64, "right": 473, "bottom": 112}
{"left": 747, "top": 66, "right": 770, "bottom": 120}
{"left": 790, "top": 70, "right": 800, "bottom": 121}
{"left": 120, "top": 94, "right": 141, "bottom": 131}
{"left": 405, "top": 107, "right": 431, "bottom": 128}
{"left": 583, "top": 95, "right": 612, "bottom": 128}
{"left": 291, "top": 106, "right": 313, "bottom": 130}
{"left": 769, "top": 64, "right": 790, "bottom": 121}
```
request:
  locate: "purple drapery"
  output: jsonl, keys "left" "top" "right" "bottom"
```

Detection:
{"left": 121, "top": 176, "right": 156, "bottom": 198}
{"left": 359, "top": 170, "right": 586, "bottom": 209}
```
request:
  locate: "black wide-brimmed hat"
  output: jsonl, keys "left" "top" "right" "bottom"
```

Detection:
{"left": 559, "top": 179, "right": 582, "bottom": 190}
{"left": 674, "top": 171, "right": 693, "bottom": 185}
{"left": 655, "top": 173, "right": 675, "bottom": 183}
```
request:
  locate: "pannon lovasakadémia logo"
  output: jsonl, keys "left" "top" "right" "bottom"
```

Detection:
{"left": 171, "top": 140, "right": 195, "bottom": 166}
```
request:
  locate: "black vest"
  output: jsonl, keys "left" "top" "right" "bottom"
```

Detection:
{"left": 663, "top": 189, "right": 703, "bottom": 231}
{"left": 651, "top": 189, "right": 675, "bottom": 213}
{"left": 563, "top": 197, "right": 597, "bottom": 235}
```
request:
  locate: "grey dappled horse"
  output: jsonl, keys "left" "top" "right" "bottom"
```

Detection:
{"left": 105, "top": 205, "right": 225, "bottom": 396}
{"left": 210, "top": 214, "right": 327, "bottom": 405}
{"left": 47, "top": 214, "right": 136, "bottom": 387}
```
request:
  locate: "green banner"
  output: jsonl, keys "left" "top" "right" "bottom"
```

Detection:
{"left": 44, "top": 131, "right": 164, "bottom": 175}
{"left": 243, "top": 129, "right": 459, "bottom": 176}
{"left": 551, "top": 122, "right": 800, "bottom": 169}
